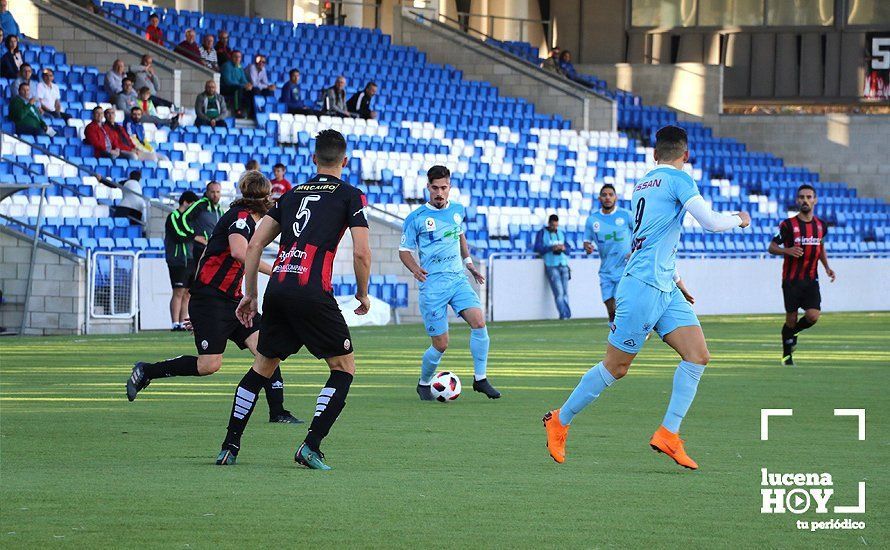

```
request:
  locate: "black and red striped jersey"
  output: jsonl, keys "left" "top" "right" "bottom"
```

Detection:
{"left": 192, "top": 205, "right": 255, "bottom": 301}
{"left": 266, "top": 174, "right": 368, "bottom": 303}
{"left": 773, "top": 215, "right": 828, "bottom": 281}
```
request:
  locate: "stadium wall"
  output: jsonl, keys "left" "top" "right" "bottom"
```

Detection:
{"left": 0, "top": 227, "right": 86, "bottom": 335}
{"left": 391, "top": 6, "right": 616, "bottom": 132}
{"left": 21, "top": 0, "right": 216, "bottom": 106}
{"left": 489, "top": 257, "right": 890, "bottom": 322}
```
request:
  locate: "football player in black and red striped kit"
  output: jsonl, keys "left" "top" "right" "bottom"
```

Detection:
{"left": 127, "top": 171, "right": 303, "bottom": 424}
{"left": 768, "top": 184, "right": 837, "bottom": 366}
{"left": 216, "top": 130, "right": 372, "bottom": 469}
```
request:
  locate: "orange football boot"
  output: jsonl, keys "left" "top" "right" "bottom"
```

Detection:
{"left": 542, "top": 409, "right": 570, "bottom": 463}
{"left": 649, "top": 425, "right": 698, "bottom": 470}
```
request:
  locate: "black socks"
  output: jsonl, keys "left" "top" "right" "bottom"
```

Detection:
{"left": 143, "top": 355, "right": 199, "bottom": 379}
{"left": 793, "top": 317, "right": 815, "bottom": 334}
{"left": 265, "top": 367, "right": 285, "bottom": 417}
{"left": 304, "top": 370, "right": 353, "bottom": 453}
{"left": 223, "top": 368, "right": 270, "bottom": 452}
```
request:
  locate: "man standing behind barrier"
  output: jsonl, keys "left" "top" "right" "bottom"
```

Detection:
{"left": 165, "top": 191, "right": 197, "bottom": 331}
{"left": 534, "top": 214, "right": 572, "bottom": 319}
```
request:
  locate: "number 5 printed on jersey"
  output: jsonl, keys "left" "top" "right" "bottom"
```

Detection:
{"left": 293, "top": 194, "right": 321, "bottom": 237}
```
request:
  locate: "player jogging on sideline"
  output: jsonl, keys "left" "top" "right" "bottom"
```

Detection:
{"left": 543, "top": 126, "right": 751, "bottom": 470}
{"left": 399, "top": 165, "right": 501, "bottom": 400}
{"left": 768, "top": 184, "right": 836, "bottom": 366}
{"left": 127, "top": 172, "right": 302, "bottom": 424}
{"left": 216, "top": 130, "right": 372, "bottom": 470}
{"left": 583, "top": 184, "right": 634, "bottom": 322}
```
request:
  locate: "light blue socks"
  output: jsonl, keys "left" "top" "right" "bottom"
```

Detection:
{"left": 419, "top": 346, "right": 443, "bottom": 385}
{"left": 469, "top": 327, "right": 490, "bottom": 381}
{"left": 559, "top": 362, "right": 616, "bottom": 426}
{"left": 662, "top": 360, "right": 706, "bottom": 433}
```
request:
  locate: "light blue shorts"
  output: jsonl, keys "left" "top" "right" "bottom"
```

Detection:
{"left": 419, "top": 275, "right": 481, "bottom": 337}
{"left": 607, "top": 275, "right": 700, "bottom": 354}
{"left": 599, "top": 276, "right": 622, "bottom": 302}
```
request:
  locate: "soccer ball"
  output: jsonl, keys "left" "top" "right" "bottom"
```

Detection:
{"left": 430, "top": 371, "right": 461, "bottom": 402}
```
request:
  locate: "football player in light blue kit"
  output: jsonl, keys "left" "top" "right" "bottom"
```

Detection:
{"left": 399, "top": 165, "right": 501, "bottom": 400}
{"left": 583, "top": 183, "right": 634, "bottom": 322}
{"left": 544, "top": 126, "right": 751, "bottom": 469}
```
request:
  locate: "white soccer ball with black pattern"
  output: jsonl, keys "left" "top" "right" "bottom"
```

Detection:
{"left": 430, "top": 371, "right": 461, "bottom": 402}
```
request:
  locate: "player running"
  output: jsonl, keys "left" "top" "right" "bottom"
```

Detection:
{"left": 399, "top": 165, "right": 501, "bottom": 401}
{"left": 543, "top": 126, "right": 750, "bottom": 470}
{"left": 127, "top": 171, "right": 302, "bottom": 425}
{"left": 768, "top": 184, "right": 836, "bottom": 366}
{"left": 583, "top": 184, "right": 634, "bottom": 322}
{"left": 216, "top": 130, "right": 372, "bottom": 470}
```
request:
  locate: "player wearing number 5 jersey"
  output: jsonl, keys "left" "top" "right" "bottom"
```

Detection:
{"left": 216, "top": 130, "right": 372, "bottom": 470}
{"left": 543, "top": 126, "right": 751, "bottom": 470}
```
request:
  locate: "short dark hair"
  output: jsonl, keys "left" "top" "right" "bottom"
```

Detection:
{"left": 179, "top": 191, "right": 199, "bottom": 205}
{"left": 19, "top": 62, "right": 31, "bottom": 72}
{"left": 654, "top": 125, "right": 688, "bottom": 161}
{"left": 17, "top": 81, "right": 28, "bottom": 91}
{"left": 205, "top": 180, "right": 221, "bottom": 191}
{"left": 273, "top": 163, "right": 285, "bottom": 171}
{"left": 548, "top": 214, "right": 559, "bottom": 223}
{"left": 427, "top": 165, "right": 450, "bottom": 183}
{"left": 138, "top": 86, "right": 151, "bottom": 95}
{"left": 149, "top": 13, "right": 159, "bottom": 19}
{"left": 314, "top": 129, "right": 347, "bottom": 167}
{"left": 289, "top": 69, "right": 300, "bottom": 77}
{"left": 599, "top": 183, "right": 616, "bottom": 194}
{"left": 245, "top": 159, "right": 259, "bottom": 170}
{"left": 129, "top": 170, "right": 142, "bottom": 180}
{"left": 92, "top": 106, "right": 103, "bottom": 114}
{"left": 797, "top": 184, "right": 816, "bottom": 196}
{"left": 122, "top": 77, "right": 132, "bottom": 85}
{"left": 366, "top": 81, "right": 378, "bottom": 89}
{"left": 130, "top": 106, "right": 142, "bottom": 113}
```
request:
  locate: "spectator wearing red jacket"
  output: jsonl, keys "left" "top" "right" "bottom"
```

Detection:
{"left": 269, "top": 163, "right": 292, "bottom": 200}
{"left": 174, "top": 28, "right": 202, "bottom": 64}
{"left": 215, "top": 29, "right": 234, "bottom": 66}
{"left": 85, "top": 106, "right": 120, "bottom": 158}
{"left": 145, "top": 13, "right": 163, "bottom": 45}
{"left": 103, "top": 108, "right": 138, "bottom": 160}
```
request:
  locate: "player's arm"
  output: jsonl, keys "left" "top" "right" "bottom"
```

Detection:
{"left": 235, "top": 215, "right": 280, "bottom": 327}
{"left": 674, "top": 271, "right": 695, "bottom": 304}
{"left": 820, "top": 246, "right": 836, "bottom": 282}
{"left": 583, "top": 218, "right": 595, "bottom": 254}
{"left": 685, "top": 196, "right": 750, "bottom": 231}
{"left": 351, "top": 226, "right": 371, "bottom": 315}
{"left": 460, "top": 233, "right": 484, "bottom": 284}
{"left": 398, "top": 217, "right": 426, "bottom": 282}
{"left": 228, "top": 234, "right": 274, "bottom": 275}
{"left": 768, "top": 222, "right": 803, "bottom": 257}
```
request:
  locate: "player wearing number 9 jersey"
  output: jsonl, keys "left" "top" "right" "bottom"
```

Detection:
{"left": 216, "top": 130, "right": 372, "bottom": 470}
{"left": 543, "top": 125, "right": 751, "bottom": 470}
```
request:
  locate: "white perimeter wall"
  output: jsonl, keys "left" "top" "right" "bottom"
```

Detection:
{"left": 489, "top": 257, "right": 890, "bottom": 322}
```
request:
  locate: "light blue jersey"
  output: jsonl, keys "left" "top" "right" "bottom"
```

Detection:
{"left": 400, "top": 202, "right": 466, "bottom": 277}
{"left": 584, "top": 207, "right": 634, "bottom": 280}
{"left": 625, "top": 166, "right": 701, "bottom": 292}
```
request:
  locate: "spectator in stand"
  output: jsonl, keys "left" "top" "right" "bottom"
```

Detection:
{"left": 35, "top": 68, "right": 70, "bottom": 121}
{"left": 85, "top": 106, "right": 119, "bottom": 158}
{"left": 346, "top": 81, "right": 378, "bottom": 120}
{"left": 247, "top": 54, "right": 276, "bottom": 97}
{"left": 195, "top": 79, "right": 229, "bottom": 128}
{"left": 103, "top": 108, "right": 139, "bottom": 160}
{"left": 1, "top": 0, "right": 20, "bottom": 38}
{"left": 281, "top": 69, "right": 315, "bottom": 115}
{"left": 113, "top": 170, "right": 146, "bottom": 224}
{"left": 9, "top": 82, "right": 52, "bottom": 136}
{"left": 145, "top": 13, "right": 164, "bottom": 45}
{"left": 558, "top": 50, "right": 595, "bottom": 87}
{"left": 114, "top": 77, "right": 139, "bottom": 112}
{"left": 220, "top": 50, "right": 253, "bottom": 118}
{"left": 174, "top": 28, "right": 202, "bottom": 65}
{"left": 137, "top": 86, "right": 180, "bottom": 128}
{"left": 8, "top": 62, "right": 34, "bottom": 101}
{"left": 126, "top": 107, "right": 168, "bottom": 162}
{"left": 245, "top": 159, "right": 259, "bottom": 171}
{"left": 541, "top": 47, "right": 564, "bottom": 76}
{"left": 321, "top": 75, "right": 352, "bottom": 118}
{"left": 104, "top": 59, "right": 126, "bottom": 98}
{"left": 215, "top": 30, "right": 233, "bottom": 66}
{"left": 269, "top": 163, "right": 291, "bottom": 200}
{"left": 1, "top": 33, "right": 23, "bottom": 79}
{"left": 132, "top": 54, "right": 173, "bottom": 108}
{"left": 199, "top": 34, "right": 218, "bottom": 71}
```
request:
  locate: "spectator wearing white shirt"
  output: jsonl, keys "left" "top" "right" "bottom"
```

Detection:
{"left": 247, "top": 55, "right": 275, "bottom": 97}
{"left": 199, "top": 34, "right": 218, "bottom": 71}
{"left": 36, "top": 68, "right": 70, "bottom": 121}
{"left": 108, "top": 170, "right": 146, "bottom": 225}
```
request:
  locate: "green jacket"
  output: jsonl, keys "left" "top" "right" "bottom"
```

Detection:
{"left": 182, "top": 196, "right": 224, "bottom": 242}
{"left": 9, "top": 96, "right": 46, "bottom": 131}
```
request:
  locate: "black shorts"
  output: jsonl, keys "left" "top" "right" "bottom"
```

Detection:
{"left": 189, "top": 293, "right": 259, "bottom": 355}
{"left": 782, "top": 279, "right": 821, "bottom": 313}
{"left": 257, "top": 297, "right": 353, "bottom": 361}
{"left": 168, "top": 265, "right": 190, "bottom": 288}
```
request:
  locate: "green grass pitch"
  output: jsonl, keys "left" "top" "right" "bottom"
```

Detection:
{"left": 1, "top": 312, "right": 887, "bottom": 547}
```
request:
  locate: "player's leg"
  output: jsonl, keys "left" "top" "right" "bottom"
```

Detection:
{"left": 296, "top": 352, "right": 355, "bottom": 470}
{"left": 650, "top": 290, "right": 708, "bottom": 470}
{"left": 240, "top": 329, "right": 302, "bottom": 424}
{"left": 169, "top": 286, "right": 184, "bottom": 330}
{"left": 453, "top": 277, "right": 500, "bottom": 398}
{"left": 179, "top": 291, "right": 191, "bottom": 326}
{"left": 217, "top": 352, "right": 281, "bottom": 465}
{"left": 416, "top": 287, "right": 449, "bottom": 400}
{"left": 604, "top": 298, "right": 616, "bottom": 323}
{"left": 792, "top": 281, "right": 821, "bottom": 336}
{"left": 601, "top": 278, "right": 618, "bottom": 323}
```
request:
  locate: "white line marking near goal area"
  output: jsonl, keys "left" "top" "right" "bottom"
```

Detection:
{"left": 760, "top": 408, "right": 793, "bottom": 440}
{"left": 834, "top": 408, "right": 866, "bottom": 440}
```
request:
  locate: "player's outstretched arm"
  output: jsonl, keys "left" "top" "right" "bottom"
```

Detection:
{"left": 236, "top": 215, "right": 280, "bottom": 327}
{"left": 820, "top": 247, "right": 836, "bottom": 282}
{"left": 459, "top": 234, "right": 484, "bottom": 284}
{"left": 685, "top": 196, "right": 750, "bottom": 231}
{"left": 351, "top": 226, "right": 372, "bottom": 315}
{"left": 398, "top": 250, "right": 427, "bottom": 282}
